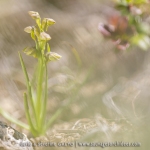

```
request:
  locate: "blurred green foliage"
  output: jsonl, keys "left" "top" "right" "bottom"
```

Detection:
{"left": 99, "top": 0, "right": 150, "bottom": 50}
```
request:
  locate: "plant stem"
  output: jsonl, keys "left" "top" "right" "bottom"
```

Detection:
{"left": 36, "top": 56, "right": 45, "bottom": 129}
{"left": 39, "top": 64, "right": 48, "bottom": 132}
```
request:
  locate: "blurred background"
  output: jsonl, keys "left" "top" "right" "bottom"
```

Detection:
{"left": 0, "top": 0, "right": 150, "bottom": 149}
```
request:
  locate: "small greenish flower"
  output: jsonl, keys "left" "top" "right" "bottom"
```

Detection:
{"left": 46, "top": 52, "right": 61, "bottom": 62}
{"left": 28, "top": 11, "right": 40, "bottom": 20}
{"left": 42, "top": 18, "right": 56, "bottom": 30}
{"left": 24, "top": 26, "right": 33, "bottom": 33}
{"left": 43, "top": 18, "right": 55, "bottom": 25}
{"left": 40, "top": 32, "right": 51, "bottom": 41}
{"left": 23, "top": 47, "right": 39, "bottom": 58}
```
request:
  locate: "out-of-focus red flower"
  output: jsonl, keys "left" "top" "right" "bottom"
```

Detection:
{"left": 98, "top": 15, "right": 134, "bottom": 50}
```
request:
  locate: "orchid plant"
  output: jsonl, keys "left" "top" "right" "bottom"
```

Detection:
{"left": 19, "top": 11, "right": 62, "bottom": 136}
{"left": 0, "top": 11, "right": 61, "bottom": 137}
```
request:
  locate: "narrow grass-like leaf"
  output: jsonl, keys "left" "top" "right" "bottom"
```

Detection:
{"left": 31, "top": 65, "right": 38, "bottom": 91}
{"left": 23, "top": 93, "right": 37, "bottom": 136}
{"left": 0, "top": 108, "right": 29, "bottom": 130}
{"left": 18, "top": 52, "right": 38, "bottom": 124}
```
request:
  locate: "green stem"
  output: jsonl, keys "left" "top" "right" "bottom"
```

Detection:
{"left": 36, "top": 57, "right": 45, "bottom": 128}
{"left": 40, "top": 64, "right": 48, "bottom": 132}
